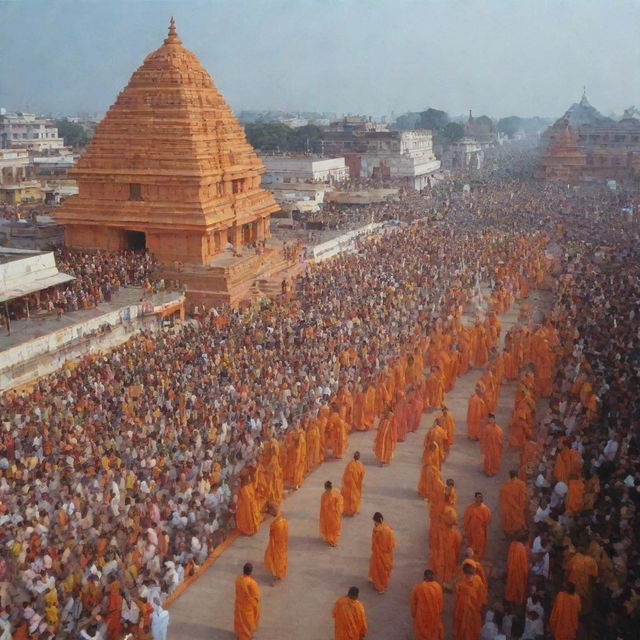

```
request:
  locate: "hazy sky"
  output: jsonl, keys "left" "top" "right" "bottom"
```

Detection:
{"left": 1, "top": 0, "right": 639, "bottom": 120}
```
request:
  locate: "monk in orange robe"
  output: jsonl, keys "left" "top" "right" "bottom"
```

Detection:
{"left": 463, "top": 493, "right": 491, "bottom": 559}
{"left": 369, "top": 512, "right": 395, "bottom": 593}
{"left": 234, "top": 563, "right": 260, "bottom": 640}
{"left": 332, "top": 587, "right": 367, "bottom": 640}
{"left": 566, "top": 474, "right": 585, "bottom": 516}
{"left": 327, "top": 407, "right": 348, "bottom": 460}
{"left": 418, "top": 442, "right": 444, "bottom": 502}
{"left": 550, "top": 583, "right": 581, "bottom": 640}
{"left": 104, "top": 579, "right": 123, "bottom": 640}
{"left": 565, "top": 546, "right": 598, "bottom": 612}
{"left": 305, "top": 419, "right": 321, "bottom": 473}
{"left": 423, "top": 366, "right": 445, "bottom": 408}
{"left": 438, "top": 405, "right": 455, "bottom": 447}
{"left": 453, "top": 562, "right": 483, "bottom": 640}
{"left": 374, "top": 408, "right": 397, "bottom": 466}
{"left": 341, "top": 451, "right": 365, "bottom": 516}
{"left": 236, "top": 477, "right": 261, "bottom": 536}
{"left": 410, "top": 569, "right": 444, "bottom": 640}
{"left": 320, "top": 480, "right": 344, "bottom": 547}
{"left": 505, "top": 534, "right": 528, "bottom": 606}
{"left": 461, "top": 549, "right": 488, "bottom": 605}
{"left": 466, "top": 386, "right": 488, "bottom": 441}
{"left": 480, "top": 414, "right": 503, "bottom": 477}
{"left": 470, "top": 321, "right": 488, "bottom": 368}
{"left": 500, "top": 470, "right": 527, "bottom": 535}
{"left": 264, "top": 504, "right": 288, "bottom": 583}
{"left": 428, "top": 503, "right": 461, "bottom": 586}
{"left": 361, "top": 382, "right": 377, "bottom": 430}
{"left": 554, "top": 441, "right": 582, "bottom": 483}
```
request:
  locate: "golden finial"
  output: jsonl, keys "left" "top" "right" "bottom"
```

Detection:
{"left": 165, "top": 16, "right": 181, "bottom": 44}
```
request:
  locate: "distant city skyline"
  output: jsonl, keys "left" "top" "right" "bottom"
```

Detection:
{"left": 1, "top": 0, "right": 639, "bottom": 121}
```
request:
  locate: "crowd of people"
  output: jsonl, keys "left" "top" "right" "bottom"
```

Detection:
{"left": 0, "top": 163, "right": 639, "bottom": 639}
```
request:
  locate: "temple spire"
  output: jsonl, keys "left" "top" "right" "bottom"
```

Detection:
{"left": 165, "top": 16, "right": 181, "bottom": 44}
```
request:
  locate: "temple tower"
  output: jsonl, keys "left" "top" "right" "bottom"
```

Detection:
{"left": 55, "top": 19, "right": 278, "bottom": 266}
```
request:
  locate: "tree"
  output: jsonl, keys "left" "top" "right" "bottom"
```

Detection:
{"left": 393, "top": 112, "right": 422, "bottom": 130}
{"left": 418, "top": 108, "right": 449, "bottom": 133}
{"left": 54, "top": 118, "right": 90, "bottom": 148}
{"left": 442, "top": 122, "right": 464, "bottom": 142}
{"left": 244, "top": 122, "right": 296, "bottom": 152}
{"left": 497, "top": 116, "right": 522, "bottom": 138}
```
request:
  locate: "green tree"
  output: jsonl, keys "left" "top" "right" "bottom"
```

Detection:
{"left": 418, "top": 108, "right": 449, "bottom": 133}
{"left": 54, "top": 118, "right": 90, "bottom": 148}
{"left": 244, "top": 122, "right": 295, "bottom": 152}
{"left": 442, "top": 122, "right": 464, "bottom": 142}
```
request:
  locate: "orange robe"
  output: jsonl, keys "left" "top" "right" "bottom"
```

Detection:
{"left": 362, "top": 385, "right": 377, "bottom": 430}
{"left": 369, "top": 522, "right": 395, "bottom": 592}
{"left": 428, "top": 505, "right": 461, "bottom": 584}
{"left": 466, "top": 393, "right": 488, "bottom": 440}
{"left": 264, "top": 515, "right": 288, "bottom": 579}
{"left": 550, "top": 591, "right": 581, "bottom": 640}
{"left": 234, "top": 574, "right": 260, "bottom": 640}
{"left": 236, "top": 483, "right": 261, "bottom": 536}
{"left": 505, "top": 541, "right": 528, "bottom": 605}
{"left": 327, "top": 411, "right": 348, "bottom": 460}
{"left": 332, "top": 596, "right": 368, "bottom": 640}
{"left": 374, "top": 413, "right": 397, "bottom": 465}
{"left": 423, "top": 370, "right": 445, "bottom": 408}
{"left": 453, "top": 574, "right": 483, "bottom": 640}
{"left": 410, "top": 580, "right": 444, "bottom": 640}
{"left": 341, "top": 459, "right": 365, "bottom": 516}
{"left": 480, "top": 422, "right": 503, "bottom": 476}
{"left": 566, "top": 552, "right": 598, "bottom": 612}
{"left": 463, "top": 503, "right": 491, "bottom": 559}
{"left": 566, "top": 479, "right": 585, "bottom": 516}
{"left": 499, "top": 477, "right": 527, "bottom": 535}
{"left": 320, "top": 488, "right": 344, "bottom": 545}
{"left": 104, "top": 581, "right": 123, "bottom": 640}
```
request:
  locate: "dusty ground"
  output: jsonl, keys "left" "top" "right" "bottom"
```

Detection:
{"left": 168, "top": 289, "right": 548, "bottom": 639}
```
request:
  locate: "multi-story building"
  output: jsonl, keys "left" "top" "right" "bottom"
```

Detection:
{"left": 0, "top": 112, "right": 65, "bottom": 152}
{"left": 261, "top": 155, "right": 348, "bottom": 184}
{"left": 322, "top": 121, "right": 440, "bottom": 190}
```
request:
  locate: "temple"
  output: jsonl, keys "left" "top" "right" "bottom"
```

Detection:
{"left": 55, "top": 19, "right": 280, "bottom": 303}
{"left": 535, "top": 121, "right": 587, "bottom": 184}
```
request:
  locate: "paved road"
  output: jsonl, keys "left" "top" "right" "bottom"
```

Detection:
{"left": 168, "top": 290, "right": 548, "bottom": 639}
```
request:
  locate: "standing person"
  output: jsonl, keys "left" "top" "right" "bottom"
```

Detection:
{"left": 368, "top": 512, "right": 395, "bottom": 593}
{"left": 341, "top": 451, "right": 365, "bottom": 516}
{"left": 549, "top": 583, "right": 581, "bottom": 640}
{"left": 480, "top": 413, "right": 503, "bottom": 477}
{"left": 234, "top": 563, "right": 260, "bottom": 640}
{"left": 410, "top": 569, "right": 444, "bottom": 640}
{"left": 236, "top": 477, "right": 261, "bottom": 536}
{"left": 453, "top": 563, "right": 484, "bottom": 640}
{"left": 373, "top": 408, "right": 397, "bottom": 466}
{"left": 463, "top": 492, "right": 492, "bottom": 559}
{"left": 332, "top": 586, "right": 368, "bottom": 640}
{"left": 467, "top": 385, "right": 488, "bottom": 441}
{"left": 320, "top": 481, "right": 344, "bottom": 547}
{"left": 500, "top": 470, "right": 527, "bottom": 535}
{"left": 505, "top": 532, "right": 529, "bottom": 606}
{"left": 264, "top": 503, "right": 288, "bottom": 585}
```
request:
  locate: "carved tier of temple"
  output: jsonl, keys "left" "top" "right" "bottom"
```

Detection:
{"left": 55, "top": 19, "right": 279, "bottom": 265}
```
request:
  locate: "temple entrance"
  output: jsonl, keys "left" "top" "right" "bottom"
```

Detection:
{"left": 124, "top": 230, "right": 146, "bottom": 251}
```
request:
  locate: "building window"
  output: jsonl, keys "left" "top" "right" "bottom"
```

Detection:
{"left": 232, "top": 179, "right": 244, "bottom": 194}
{"left": 129, "top": 183, "right": 143, "bottom": 201}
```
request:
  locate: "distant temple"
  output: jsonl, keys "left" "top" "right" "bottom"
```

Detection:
{"left": 55, "top": 19, "right": 278, "bottom": 266}
{"left": 536, "top": 91, "right": 640, "bottom": 185}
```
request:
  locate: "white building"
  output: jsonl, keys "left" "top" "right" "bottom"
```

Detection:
{"left": 261, "top": 155, "right": 349, "bottom": 185}
{"left": 359, "top": 130, "right": 441, "bottom": 190}
{"left": 0, "top": 112, "right": 65, "bottom": 152}
{"left": 0, "top": 149, "right": 31, "bottom": 184}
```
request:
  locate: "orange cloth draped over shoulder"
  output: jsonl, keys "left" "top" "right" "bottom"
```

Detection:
{"left": 410, "top": 580, "right": 444, "bottom": 640}
{"left": 332, "top": 596, "right": 368, "bottom": 640}
{"left": 499, "top": 476, "right": 527, "bottom": 535}
{"left": 550, "top": 591, "right": 581, "bottom": 640}
{"left": 566, "top": 478, "right": 585, "bottom": 516}
{"left": 369, "top": 522, "right": 395, "bottom": 592}
{"left": 466, "top": 393, "right": 488, "bottom": 441}
{"left": 320, "top": 488, "right": 344, "bottom": 546}
{"left": 480, "top": 422, "right": 503, "bottom": 477}
{"left": 428, "top": 505, "right": 461, "bottom": 585}
{"left": 505, "top": 540, "right": 528, "bottom": 605}
{"left": 264, "top": 515, "right": 288, "bottom": 580}
{"left": 374, "top": 412, "right": 397, "bottom": 465}
{"left": 341, "top": 459, "right": 365, "bottom": 516}
{"left": 453, "top": 574, "right": 484, "bottom": 640}
{"left": 234, "top": 574, "right": 260, "bottom": 640}
{"left": 463, "top": 502, "right": 491, "bottom": 559}
{"left": 236, "top": 483, "right": 261, "bottom": 536}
